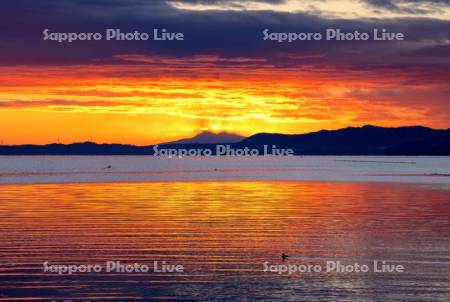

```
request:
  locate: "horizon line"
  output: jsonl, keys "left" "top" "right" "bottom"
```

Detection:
{"left": 1, "top": 124, "right": 449, "bottom": 147}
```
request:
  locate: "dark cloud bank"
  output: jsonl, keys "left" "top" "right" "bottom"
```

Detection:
{"left": 0, "top": 0, "right": 448, "bottom": 76}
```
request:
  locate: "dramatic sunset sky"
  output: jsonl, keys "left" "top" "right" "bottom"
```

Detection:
{"left": 0, "top": 0, "right": 449, "bottom": 145}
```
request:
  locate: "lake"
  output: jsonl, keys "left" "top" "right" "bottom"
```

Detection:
{"left": 0, "top": 156, "right": 449, "bottom": 184}
{"left": 0, "top": 157, "right": 449, "bottom": 301}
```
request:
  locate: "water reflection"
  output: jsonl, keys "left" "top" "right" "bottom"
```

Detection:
{"left": 0, "top": 181, "right": 449, "bottom": 301}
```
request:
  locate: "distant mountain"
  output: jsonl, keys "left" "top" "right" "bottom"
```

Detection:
{"left": 1, "top": 125, "right": 449, "bottom": 155}
{"left": 238, "top": 125, "right": 450, "bottom": 155}
{"left": 163, "top": 131, "right": 245, "bottom": 145}
{"left": 0, "top": 142, "right": 154, "bottom": 155}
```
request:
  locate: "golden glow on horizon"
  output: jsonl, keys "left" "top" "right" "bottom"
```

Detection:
{"left": 0, "top": 60, "right": 447, "bottom": 145}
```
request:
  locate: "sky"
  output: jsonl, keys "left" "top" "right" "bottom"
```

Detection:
{"left": 0, "top": 0, "right": 449, "bottom": 145}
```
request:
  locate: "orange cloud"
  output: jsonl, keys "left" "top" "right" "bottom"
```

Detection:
{"left": 0, "top": 58, "right": 448, "bottom": 145}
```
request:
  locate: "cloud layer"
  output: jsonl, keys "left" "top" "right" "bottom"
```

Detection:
{"left": 0, "top": 0, "right": 448, "bottom": 144}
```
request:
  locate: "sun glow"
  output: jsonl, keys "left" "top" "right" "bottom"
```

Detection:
{"left": 0, "top": 57, "right": 447, "bottom": 145}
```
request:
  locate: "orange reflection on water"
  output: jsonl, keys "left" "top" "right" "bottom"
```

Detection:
{"left": 0, "top": 181, "right": 449, "bottom": 301}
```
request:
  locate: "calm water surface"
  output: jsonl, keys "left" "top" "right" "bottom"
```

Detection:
{"left": 0, "top": 181, "right": 449, "bottom": 301}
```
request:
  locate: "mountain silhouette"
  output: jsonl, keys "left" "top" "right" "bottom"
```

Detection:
{"left": 163, "top": 131, "right": 245, "bottom": 145}
{"left": 1, "top": 125, "right": 449, "bottom": 155}
{"left": 238, "top": 125, "right": 450, "bottom": 155}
